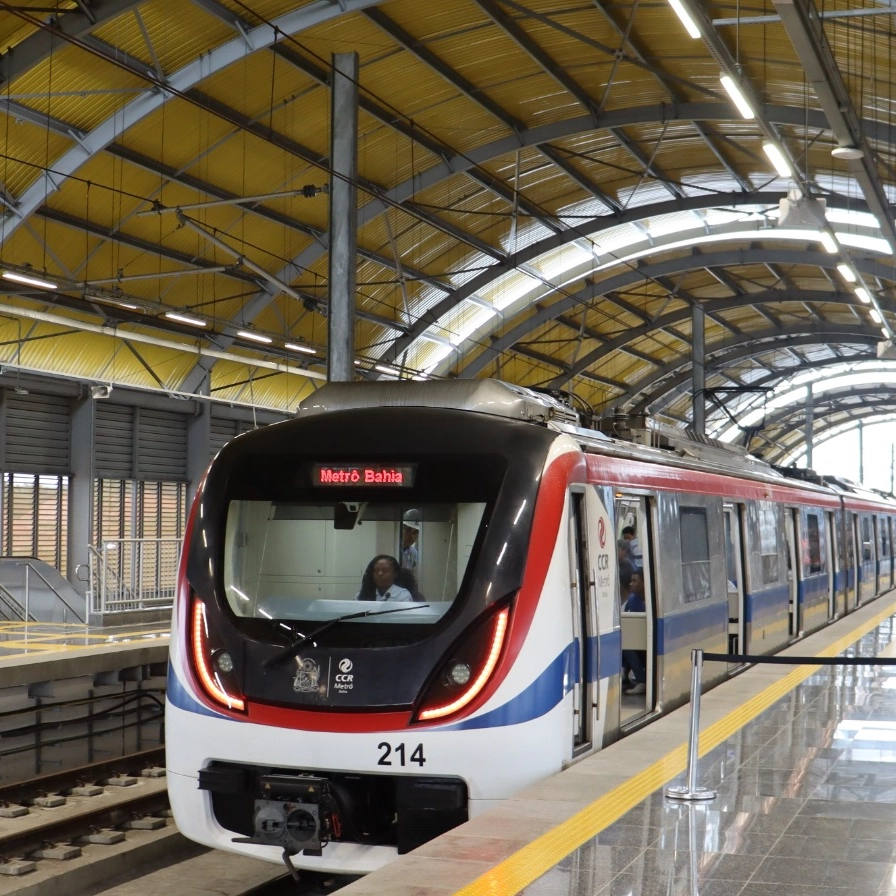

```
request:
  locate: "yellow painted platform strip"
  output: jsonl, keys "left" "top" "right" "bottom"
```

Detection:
{"left": 456, "top": 596, "right": 896, "bottom": 896}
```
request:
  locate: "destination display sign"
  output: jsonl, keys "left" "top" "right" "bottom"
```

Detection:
{"left": 312, "top": 463, "right": 417, "bottom": 487}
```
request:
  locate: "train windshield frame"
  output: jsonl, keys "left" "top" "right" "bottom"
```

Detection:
{"left": 219, "top": 454, "right": 506, "bottom": 628}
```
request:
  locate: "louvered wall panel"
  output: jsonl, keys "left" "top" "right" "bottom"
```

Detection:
{"left": 209, "top": 416, "right": 256, "bottom": 458}
{"left": 135, "top": 408, "right": 188, "bottom": 481}
{"left": 4, "top": 392, "right": 71, "bottom": 473}
{"left": 95, "top": 404, "right": 135, "bottom": 479}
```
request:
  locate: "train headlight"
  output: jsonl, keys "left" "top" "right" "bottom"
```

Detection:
{"left": 190, "top": 599, "right": 246, "bottom": 712}
{"left": 215, "top": 651, "right": 234, "bottom": 674}
{"left": 414, "top": 604, "right": 510, "bottom": 723}
{"left": 448, "top": 662, "right": 472, "bottom": 686}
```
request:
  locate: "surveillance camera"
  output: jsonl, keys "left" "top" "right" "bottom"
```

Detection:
{"left": 91, "top": 384, "right": 112, "bottom": 399}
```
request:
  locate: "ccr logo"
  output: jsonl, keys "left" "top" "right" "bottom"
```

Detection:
{"left": 335, "top": 657, "right": 355, "bottom": 692}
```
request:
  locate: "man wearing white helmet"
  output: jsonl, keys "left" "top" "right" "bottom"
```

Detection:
{"left": 401, "top": 510, "right": 420, "bottom": 571}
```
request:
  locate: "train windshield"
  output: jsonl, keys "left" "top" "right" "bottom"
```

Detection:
{"left": 222, "top": 499, "right": 487, "bottom": 625}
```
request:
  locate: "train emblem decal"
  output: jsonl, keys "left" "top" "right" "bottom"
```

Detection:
{"left": 293, "top": 656, "right": 322, "bottom": 694}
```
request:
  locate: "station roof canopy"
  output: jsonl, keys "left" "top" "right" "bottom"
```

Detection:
{"left": 2, "top": 0, "right": 896, "bottom": 466}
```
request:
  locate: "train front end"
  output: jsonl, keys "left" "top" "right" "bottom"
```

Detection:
{"left": 165, "top": 397, "right": 573, "bottom": 875}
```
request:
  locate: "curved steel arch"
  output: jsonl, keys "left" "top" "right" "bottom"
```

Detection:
{"left": 624, "top": 326, "right": 879, "bottom": 415}
{"left": 649, "top": 344, "right": 883, "bottom": 428}
{"left": 5, "top": 6, "right": 896, "bottom": 406}
{"left": 7, "top": 1, "right": 385, "bottom": 243}
{"left": 456, "top": 247, "right": 859, "bottom": 382}
{"left": 758, "top": 392, "right": 896, "bottom": 466}
{"left": 551, "top": 287, "right": 862, "bottom": 391}
{"left": 755, "top": 385, "right": 896, "bottom": 433}
{"left": 702, "top": 357, "right": 896, "bottom": 439}
{"left": 460, "top": 284, "right": 860, "bottom": 392}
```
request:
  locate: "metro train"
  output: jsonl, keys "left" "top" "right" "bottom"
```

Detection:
{"left": 165, "top": 379, "right": 896, "bottom": 877}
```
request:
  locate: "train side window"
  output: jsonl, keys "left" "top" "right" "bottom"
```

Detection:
{"left": 757, "top": 501, "right": 780, "bottom": 584}
{"left": 614, "top": 495, "right": 647, "bottom": 589}
{"left": 861, "top": 516, "right": 874, "bottom": 563}
{"left": 680, "top": 507, "right": 711, "bottom": 602}
{"left": 803, "top": 512, "right": 825, "bottom": 575}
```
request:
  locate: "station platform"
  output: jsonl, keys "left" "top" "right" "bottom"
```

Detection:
{"left": 340, "top": 594, "right": 896, "bottom": 896}
{"left": 0, "top": 617, "right": 169, "bottom": 689}
{"left": 0, "top": 618, "right": 169, "bottom": 657}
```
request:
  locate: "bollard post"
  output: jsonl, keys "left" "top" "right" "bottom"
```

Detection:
{"left": 666, "top": 648, "right": 717, "bottom": 801}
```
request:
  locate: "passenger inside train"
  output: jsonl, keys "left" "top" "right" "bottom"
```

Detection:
{"left": 621, "top": 570, "right": 647, "bottom": 695}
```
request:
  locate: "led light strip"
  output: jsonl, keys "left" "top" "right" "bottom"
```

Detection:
{"left": 419, "top": 608, "right": 509, "bottom": 721}
{"left": 191, "top": 601, "right": 245, "bottom": 711}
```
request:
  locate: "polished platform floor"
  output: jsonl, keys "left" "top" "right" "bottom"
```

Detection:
{"left": 342, "top": 595, "right": 896, "bottom": 896}
{"left": 0, "top": 618, "right": 169, "bottom": 658}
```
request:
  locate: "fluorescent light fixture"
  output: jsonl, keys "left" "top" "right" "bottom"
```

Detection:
{"left": 870, "top": 308, "right": 883, "bottom": 323}
{"left": 855, "top": 287, "right": 872, "bottom": 304}
{"left": 667, "top": 0, "right": 701, "bottom": 38}
{"left": 762, "top": 142, "right": 792, "bottom": 178}
{"left": 165, "top": 311, "right": 207, "bottom": 327}
{"left": 285, "top": 342, "right": 316, "bottom": 355}
{"left": 720, "top": 74, "right": 755, "bottom": 119}
{"left": 2, "top": 269, "right": 58, "bottom": 290}
{"left": 374, "top": 364, "right": 399, "bottom": 376}
{"left": 883, "top": 327, "right": 891, "bottom": 338}
{"left": 837, "top": 264, "right": 856, "bottom": 282}
{"left": 237, "top": 329, "right": 272, "bottom": 344}
{"left": 818, "top": 230, "right": 838, "bottom": 254}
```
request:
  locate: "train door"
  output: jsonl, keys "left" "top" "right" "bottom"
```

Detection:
{"left": 886, "top": 518, "right": 895, "bottom": 591}
{"left": 877, "top": 515, "right": 892, "bottom": 593}
{"left": 568, "top": 487, "right": 598, "bottom": 754}
{"left": 723, "top": 504, "right": 745, "bottom": 656}
{"left": 614, "top": 493, "right": 654, "bottom": 721}
{"left": 784, "top": 508, "right": 800, "bottom": 637}
{"left": 825, "top": 512, "right": 836, "bottom": 620}
{"left": 858, "top": 514, "right": 876, "bottom": 603}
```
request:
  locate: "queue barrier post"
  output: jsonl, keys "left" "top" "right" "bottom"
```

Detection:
{"left": 665, "top": 648, "right": 717, "bottom": 801}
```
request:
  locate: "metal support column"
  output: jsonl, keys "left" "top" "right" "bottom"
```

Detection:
{"left": 327, "top": 52, "right": 359, "bottom": 383}
{"left": 692, "top": 305, "right": 705, "bottom": 435}
{"left": 186, "top": 388, "right": 212, "bottom": 511}
{"left": 69, "top": 394, "right": 96, "bottom": 612}
{"left": 859, "top": 420, "right": 865, "bottom": 484}
{"left": 804, "top": 382, "right": 813, "bottom": 468}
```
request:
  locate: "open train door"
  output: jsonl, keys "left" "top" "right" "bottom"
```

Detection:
{"left": 568, "top": 485, "right": 600, "bottom": 756}
{"left": 615, "top": 493, "right": 655, "bottom": 723}
{"left": 723, "top": 503, "right": 746, "bottom": 658}
{"left": 784, "top": 509, "right": 800, "bottom": 638}
{"left": 825, "top": 511, "right": 836, "bottom": 621}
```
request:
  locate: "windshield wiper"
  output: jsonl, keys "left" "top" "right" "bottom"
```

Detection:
{"left": 262, "top": 604, "right": 430, "bottom": 668}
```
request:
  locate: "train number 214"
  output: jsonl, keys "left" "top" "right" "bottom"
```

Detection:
{"left": 377, "top": 742, "right": 426, "bottom": 766}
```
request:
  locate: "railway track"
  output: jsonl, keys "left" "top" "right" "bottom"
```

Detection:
{"left": 0, "top": 750, "right": 359, "bottom": 895}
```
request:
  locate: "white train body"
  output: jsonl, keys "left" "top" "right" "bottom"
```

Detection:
{"left": 166, "top": 380, "right": 896, "bottom": 876}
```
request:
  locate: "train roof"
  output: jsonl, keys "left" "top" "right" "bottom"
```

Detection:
{"left": 297, "top": 378, "right": 585, "bottom": 428}
{"left": 295, "top": 379, "right": 896, "bottom": 506}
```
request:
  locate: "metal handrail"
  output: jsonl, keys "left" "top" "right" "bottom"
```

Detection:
{"left": 0, "top": 581, "right": 28, "bottom": 622}
{"left": 88, "top": 538, "right": 182, "bottom": 616}
{"left": 21, "top": 558, "right": 85, "bottom": 622}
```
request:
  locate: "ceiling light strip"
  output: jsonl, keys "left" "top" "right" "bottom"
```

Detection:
{"left": 2, "top": 270, "right": 58, "bottom": 290}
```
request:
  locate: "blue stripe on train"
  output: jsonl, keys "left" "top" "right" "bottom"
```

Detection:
{"left": 167, "top": 664, "right": 228, "bottom": 718}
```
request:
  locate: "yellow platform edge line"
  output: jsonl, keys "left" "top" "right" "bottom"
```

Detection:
{"left": 455, "top": 597, "right": 896, "bottom": 896}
